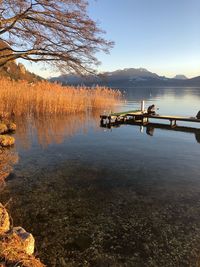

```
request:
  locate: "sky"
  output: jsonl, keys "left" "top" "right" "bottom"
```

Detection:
{"left": 25, "top": 0, "right": 200, "bottom": 78}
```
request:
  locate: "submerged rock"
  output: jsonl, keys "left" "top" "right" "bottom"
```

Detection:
{"left": 9, "top": 227, "right": 35, "bottom": 255}
{"left": 6, "top": 122, "right": 16, "bottom": 132}
{"left": 0, "top": 123, "right": 8, "bottom": 134}
{"left": 0, "top": 122, "right": 16, "bottom": 134}
{"left": 0, "top": 135, "right": 15, "bottom": 147}
{"left": 66, "top": 234, "right": 92, "bottom": 251}
{"left": 0, "top": 202, "right": 44, "bottom": 266}
{"left": 0, "top": 203, "right": 10, "bottom": 234}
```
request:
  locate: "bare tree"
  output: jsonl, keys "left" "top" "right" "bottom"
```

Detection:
{"left": 0, "top": 0, "right": 113, "bottom": 74}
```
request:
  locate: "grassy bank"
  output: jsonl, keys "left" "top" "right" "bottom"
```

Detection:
{"left": 0, "top": 78, "right": 121, "bottom": 117}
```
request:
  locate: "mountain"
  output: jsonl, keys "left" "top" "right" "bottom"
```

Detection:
{"left": 0, "top": 61, "right": 42, "bottom": 82}
{"left": 0, "top": 40, "right": 42, "bottom": 82}
{"left": 50, "top": 68, "right": 199, "bottom": 87}
{"left": 187, "top": 76, "right": 200, "bottom": 83}
{"left": 50, "top": 68, "right": 168, "bottom": 86}
{"left": 174, "top": 75, "right": 188, "bottom": 80}
{"left": 103, "top": 68, "right": 159, "bottom": 79}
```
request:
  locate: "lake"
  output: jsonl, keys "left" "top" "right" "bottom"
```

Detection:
{"left": 1, "top": 87, "right": 200, "bottom": 267}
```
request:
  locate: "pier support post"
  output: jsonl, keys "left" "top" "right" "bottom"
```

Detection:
{"left": 108, "top": 116, "right": 111, "bottom": 125}
{"left": 170, "top": 119, "right": 177, "bottom": 128}
{"left": 141, "top": 100, "right": 145, "bottom": 113}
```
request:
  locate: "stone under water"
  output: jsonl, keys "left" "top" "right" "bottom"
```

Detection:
{"left": 0, "top": 135, "right": 15, "bottom": 147}
{"left": 8, "top": 227, "right": 35, "bottom": 255}
{"left": 0, "top": 124, "right": 8, "bottom": 134}
{"left": 0, "top": 203, "right": 10, "bottom": 234}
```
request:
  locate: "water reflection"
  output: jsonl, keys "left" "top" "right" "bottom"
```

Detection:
{"left": 122, "top": 87, "right": 200, "bottom": 102}
{"left": 1, "top": 87, "right": 200, "bottom": 266}
{"left": 2, "top": 158, "right": 200, "bottom": 266}
{"left": 12, "top": 87, "right": 200, "bottom": 150}
{"left": 195, "top": 132, "right": 200, "bottom": 143}
{"left": 102, "top": 121, "right": 200, "bottom": 144}
{"left": 121, "top": 87, "right": 200, "bottom": 117}
{"left": 15, "top": 111, "right": 101, "bottom": 149}
{"left": 146, "top": 125, "right": 155, "bottom": 136}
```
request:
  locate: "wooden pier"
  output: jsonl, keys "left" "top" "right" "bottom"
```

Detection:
{"left": 100, "top": 108, "right": 200, "bottom": 128}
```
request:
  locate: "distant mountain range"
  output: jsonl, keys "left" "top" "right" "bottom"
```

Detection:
{"left": 173, "top": 74, "right": 188, "bottom": 80}
{"left": 50, "top": 68, "right": 200, "bottom": 87}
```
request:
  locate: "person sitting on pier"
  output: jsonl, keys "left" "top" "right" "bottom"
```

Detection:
{"left": 147, "top": 104, "right": 156, "bottom": 115}
{"left": 196, "top": 110, "right": 200, "bottom": 119}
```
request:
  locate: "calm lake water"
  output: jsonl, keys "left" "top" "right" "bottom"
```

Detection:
{"left": 1, "top": 87, "right": 200, "bottom": 267}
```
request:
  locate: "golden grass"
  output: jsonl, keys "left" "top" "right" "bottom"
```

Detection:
{"left": 0, "top": 78, "right": 121, "bottom": 117}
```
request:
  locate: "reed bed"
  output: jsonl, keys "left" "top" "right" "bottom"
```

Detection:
{"left": 0, "top": 78, "right": 121, "bottom": 117}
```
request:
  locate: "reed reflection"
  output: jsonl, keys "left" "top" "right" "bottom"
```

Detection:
{"left": 15, "top": 111, "right": 101, "bottom": 149}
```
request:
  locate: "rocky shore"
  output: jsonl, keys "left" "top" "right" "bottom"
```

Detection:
{"left": 0, "top": 119, "right": 45, "bottom": 266}
{"left": 0, "top": 203, "right": 45, "bottom": 267}
{"left": 0, "top": 120, "right": 16, "bottom": 147}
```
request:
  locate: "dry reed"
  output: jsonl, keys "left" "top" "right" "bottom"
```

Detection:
{"left": 0, "top": 78, "right": 121, "bottom": 117}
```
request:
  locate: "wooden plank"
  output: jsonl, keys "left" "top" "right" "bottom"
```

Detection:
{"left": 100, "top": 115, "right": 111, "bottom": 119}
{"left": 100, "top": 110, "right": 200, "bottom": 124}
{"left": 110, "top": 110, "right": 141, "bottom": 116}
{"left": 145, "top": 114, "right": 200, "bottom": 123}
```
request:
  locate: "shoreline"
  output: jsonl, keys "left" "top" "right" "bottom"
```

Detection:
{"left": 0, "top": 202, "right": 45, "bottom": 267}
{"left": 0, "top": 119, "right": 45, "bottom": 266}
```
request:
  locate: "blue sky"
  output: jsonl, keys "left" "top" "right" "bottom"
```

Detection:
{"left": 25, "top": 0, "right": 200, "bottom": 78}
